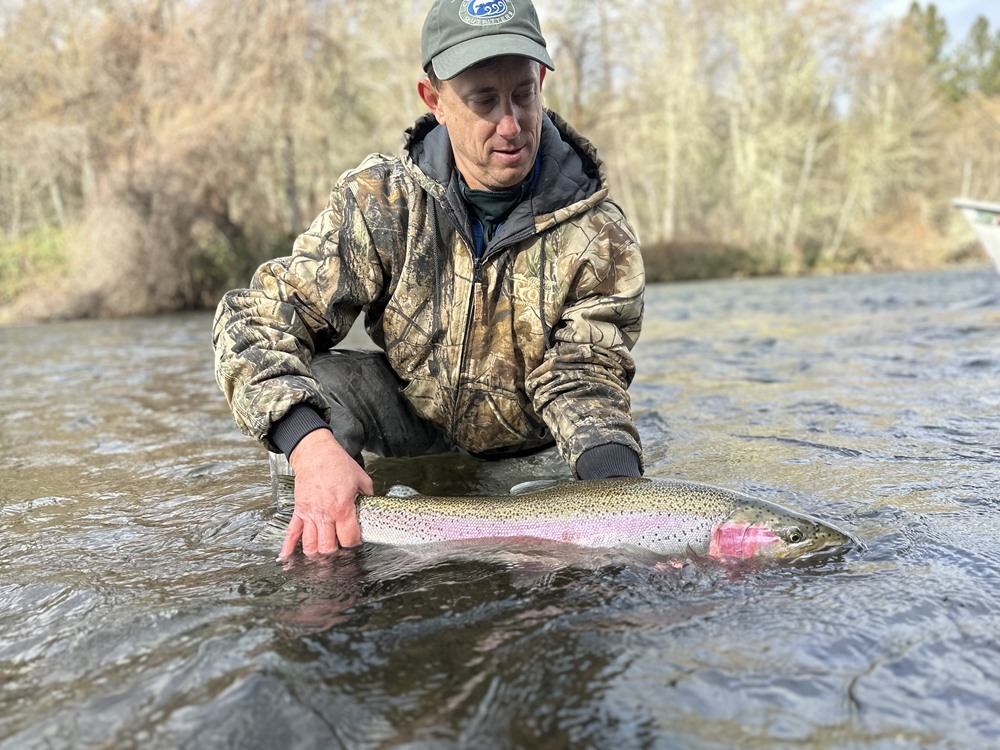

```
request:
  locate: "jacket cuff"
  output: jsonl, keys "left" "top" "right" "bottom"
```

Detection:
{"left": 269, "top": 403, "right": 332, "bottom": 459}
{"left": 575, "top": 444, "right": 643, "bottom": 480}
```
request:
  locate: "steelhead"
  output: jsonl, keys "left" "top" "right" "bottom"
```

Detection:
{"left": 281, "top": 477, "right": 852, "bottom": 562}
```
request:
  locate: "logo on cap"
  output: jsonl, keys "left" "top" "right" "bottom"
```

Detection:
{"left": 460, "top": 1, "right": 515, "bottom": 26}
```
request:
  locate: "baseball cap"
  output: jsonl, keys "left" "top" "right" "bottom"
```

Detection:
{"left": 421, "top": 0, "right": 555, "bottom": 80}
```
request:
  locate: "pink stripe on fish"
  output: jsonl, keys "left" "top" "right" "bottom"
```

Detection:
{"left": 383, "top": 512, "right": 710, "bottom": 545}
{"left": 709, "top": 522, "right": 780, "bottom": 559}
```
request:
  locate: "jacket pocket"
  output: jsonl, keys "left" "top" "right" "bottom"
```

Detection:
{"left": 452, "top": 387, "right": 548, "bottom": 453}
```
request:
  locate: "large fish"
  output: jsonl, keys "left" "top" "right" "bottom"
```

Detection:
{"left": 277, "top": 477, "right": 853, "bottom": 562}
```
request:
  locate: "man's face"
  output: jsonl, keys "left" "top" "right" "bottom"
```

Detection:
{"left": 419, "top": 56, "right": 545, "bottom": 191}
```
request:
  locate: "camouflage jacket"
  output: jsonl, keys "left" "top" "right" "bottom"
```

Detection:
{"left": 214, "top": 109, "right": 645, "bottom": 473}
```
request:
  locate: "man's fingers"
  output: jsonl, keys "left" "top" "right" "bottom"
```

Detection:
{"left": 358, "top": 474, "right": 374, "bottom": 497}
{"left": 317, "top": 521, "right": 339, "bottom": 555}
{"left": 301, "top": 517, "right": 320, "bottom": 556}
{"left": 281, "top": 506, "right": 362, "bottom": 558}
{"left": 278, "top": 514, "right": 305, "bottom": 561}
{"left": 337, "top": 514, "right": 362, "bottom": 548}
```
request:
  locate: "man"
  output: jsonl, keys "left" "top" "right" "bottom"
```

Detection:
{"left": 213, "top": 0, "right": 645, "bottom": 561}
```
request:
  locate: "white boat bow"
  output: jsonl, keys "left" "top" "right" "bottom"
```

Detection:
{"left": 953, "top": 197, "right": 1000, "bottom": 271}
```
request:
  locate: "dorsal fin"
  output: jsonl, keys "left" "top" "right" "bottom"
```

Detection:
{"left": 386, "top": 484, "right": 421, "bottom": 498}
{"left": 509, "top": 479, "right": 563, "bottom": 495}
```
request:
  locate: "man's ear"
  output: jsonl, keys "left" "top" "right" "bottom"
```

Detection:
{"left": 539, "top": 65, "right": 546, "bottom": 89}
{"left": 417, "top": 78, "right": 444, "bottom": 124}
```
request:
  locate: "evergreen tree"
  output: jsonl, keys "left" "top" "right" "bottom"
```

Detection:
{"left": 961, "top": 16, "right": 1000, "bottom": 96}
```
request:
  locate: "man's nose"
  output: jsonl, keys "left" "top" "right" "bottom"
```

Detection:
{"left": 496, "top": 102, "right": 522, "bottom": 139}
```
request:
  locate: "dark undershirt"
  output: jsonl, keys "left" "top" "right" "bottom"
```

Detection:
{"left": 458, "top": 175, "right": 532, "bottom": 241}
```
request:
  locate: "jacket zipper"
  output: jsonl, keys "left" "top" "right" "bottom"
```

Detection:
{"left": 471, "top": 218, "right": 490, "bottom": 325}
{"left": 450, "top": 222, "right": 476, "bottom": 438}
{"left": 450, "top": 211, "right": 535, "bottom": 439}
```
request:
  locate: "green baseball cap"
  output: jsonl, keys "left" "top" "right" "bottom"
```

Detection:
{"left": 421, "top": 0, "right": 555, "bottom": 80}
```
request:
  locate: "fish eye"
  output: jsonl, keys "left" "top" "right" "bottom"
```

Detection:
{"left": 787, "top": 528, "right": 803, "bottom": 544}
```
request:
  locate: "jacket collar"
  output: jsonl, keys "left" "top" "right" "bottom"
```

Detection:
{"left": 403, "top": 109, "right": 605, "bottom": 220}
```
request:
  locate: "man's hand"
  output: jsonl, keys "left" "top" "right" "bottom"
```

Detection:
{"left": 278, "top": 429, "right": 373, "bottom": 561}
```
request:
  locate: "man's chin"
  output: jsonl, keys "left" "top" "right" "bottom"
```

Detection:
{"left": 483, "top": 165, "right": 532, "bottom": 191}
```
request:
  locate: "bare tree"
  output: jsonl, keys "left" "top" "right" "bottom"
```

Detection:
{"left": 3, "top": 0, "right": 1000, "bottom": 320}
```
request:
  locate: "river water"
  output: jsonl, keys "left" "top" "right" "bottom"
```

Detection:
{"left": 3, "top": 267, "right": 1000, "bottom": 748}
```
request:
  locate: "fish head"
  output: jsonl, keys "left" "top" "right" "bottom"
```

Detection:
{"left": 710, "top": 501, "right": 853, "bottom": 562}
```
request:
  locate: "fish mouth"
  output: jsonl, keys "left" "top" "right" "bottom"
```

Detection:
{"left": 776, "top": 530, "right": 857, "bottom": 563}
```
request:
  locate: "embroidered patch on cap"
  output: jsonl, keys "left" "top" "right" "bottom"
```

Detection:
{"left": 461, "top": 1, "right": 515, "bottom": 26}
